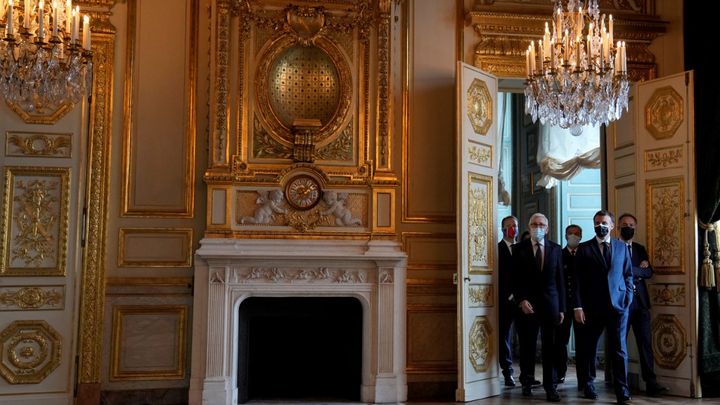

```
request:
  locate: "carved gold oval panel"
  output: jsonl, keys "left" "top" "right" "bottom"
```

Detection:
{"left": 269, "top": 44, "right": 340, "bottom": 128}
{"left": 256, "top": 35, "right": 352, "bottom": 148}
{"left": 466, "top": 78, "right": 493, "bottom": 135}
{"left": 645, "top": 86, "right": 684, "bottom": 140}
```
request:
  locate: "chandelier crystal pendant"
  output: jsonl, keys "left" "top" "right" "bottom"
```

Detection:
{"left": 0, "top": 0, "right": 92, "bottom": 116}
{"left": 524, "top": 0, "right": 629, "bottom": 133}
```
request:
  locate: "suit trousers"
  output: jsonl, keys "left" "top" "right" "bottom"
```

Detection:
{"left": 628, "top": 300, "right": 657, "bottom": 385}
{"left": 576, "top": 307, "right": 631, "bottom": 399}
{"left": 498, "top": 301, "right": 516, "bottom": 373}
{"left": 554, "top": 311, "right": 573, "bottom": 378}
{"left": 516, "top": 312, "right": 558, "bottom": 391}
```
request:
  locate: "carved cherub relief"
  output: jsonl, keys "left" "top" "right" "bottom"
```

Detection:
{"left": 240, "top": 189, "right": 287, "bottom": 224}
{"left": 320, "top": 191, "right": 361, "bottom": 226}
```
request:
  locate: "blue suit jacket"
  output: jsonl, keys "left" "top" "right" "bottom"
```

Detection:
{"left": 573, "top": 237, "right": 634, "bottom": 314}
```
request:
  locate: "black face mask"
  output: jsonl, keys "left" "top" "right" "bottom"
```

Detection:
{"left": 594, "top": 224, "right": 609, "bottom": 238}
{"left": 620, "top": 226, "right": 635, "bottom": 240}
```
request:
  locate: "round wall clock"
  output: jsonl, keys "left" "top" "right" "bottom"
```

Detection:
{"left": 285, "top": 175, "right": 322, "bottom": 210}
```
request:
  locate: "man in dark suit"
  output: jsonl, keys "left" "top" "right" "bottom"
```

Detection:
{"left": 554, "top": 224, "right": 582, "bottom": 384}
{"left": 618, "top": 213, "right": 669, "bottom": 397}
{"left": 512, "top": 213, "right": 565, "bottom": 402}
{"left": 498, "top": 215, "right": 519, "bottom": 387}
{"left": 573, "top": 210, "right": 634, "bottom": 405}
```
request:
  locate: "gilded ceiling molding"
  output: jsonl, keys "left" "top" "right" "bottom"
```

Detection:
{"left": 77, "top": 10, "right": 115, "bottom": 385}
{"left": 467, "top": 0, "right": 666, "bottom": 80}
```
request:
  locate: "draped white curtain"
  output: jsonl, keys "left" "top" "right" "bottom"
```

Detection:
{"left": 536, "top": 125, "right": 601, "bottom": 189}
{"left": 497, "top": 93, "right": 513, "bottom": 205}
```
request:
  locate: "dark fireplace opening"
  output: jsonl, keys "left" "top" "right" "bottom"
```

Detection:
{"left": 237, "top": 297, "right": 363, "bottom": 403}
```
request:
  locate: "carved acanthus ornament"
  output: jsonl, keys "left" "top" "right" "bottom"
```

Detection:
{"left": 232, "top": 267, "right": 368, "bottom": 284}
{"left": 6, "top": 134, "right": 72, "bottom": 157}
{"left": 0, "top": 320, "right": 62, "bottom": 384}
{"left": 0, "top": 286, "right": 64, "bottom": 310}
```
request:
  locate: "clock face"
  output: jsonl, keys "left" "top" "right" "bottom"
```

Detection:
{"left": 285, "top": 175, "right": 322, "bottom": 210}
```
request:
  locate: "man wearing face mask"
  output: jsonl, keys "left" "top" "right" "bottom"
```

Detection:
{"left": 617, "top": 213, "right": 669, "bottom": 397}
{"left": 512, "top": 213, "right": 565, "bottom": 402}
{"left": 573, "top": 210, "right": 634, "bottom": 405}
{"left": 554, "top": 224, "right": 582, "bottom": 385}
{"left": 498, "top": 215, "right": 519, "bottom": 387}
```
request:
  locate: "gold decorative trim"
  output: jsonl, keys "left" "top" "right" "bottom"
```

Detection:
{"left": 469, "top": 315, "right": 492, "bottom": 373}
{"left": 121, "top": 0, "right": 197, "bottom": 217}
{"left": 6, "top": 100, "right": 74, "bottom": 126}
{"left": 646, "top": 177, "right": 684, "bottom": 274}
{"left": 78, "top": 11, "right": 115, "bottom": 385}
{"left": 466, "top": 78, "right": 493, "bottom": 135}
{"left": 0, "top": 286, "right": 65, "bottom": 311}
{"left": 211, "top": 0, "right": 232, "bottom": 167}
{"left": 0, "top": 167, "right": 70, "bottom": 276}
{"left": 118, "top": 228, "right": 194, "bottom": 268}
{"left": 650, "top": 283, "right": 686, "bottom": 307}
{"left": 644, "top": 85, "right": 684, "bottom": 140}
{"left": 468, "top": 284, "right": 493, "bottom": 307}
{"left": 5, "top": 132, "right": 72, "bottom": 158}
{"left": 644, "top": 145, "right": 683, "bottom": 172}
{"left": 652, "top": 314, "right": 687, "bottom": 370}
{"left": 401, "top": 0, "right": 453, "bottom": 223}
{"left": 468, "top": 141, "right": 492, "bottom": 168}
{"left": 372, "top": 188, "right": 395, "bottom": 234}
{"left": 375, "top": 7, "right": 392, "bottom": 172}
{"left": 468, "top": 173, "right": 493, "bottom": 274}
{"left": 110, "top": 305, "right": 187, "bottom": 381}
{"left": 106, "top": 277, "right": 193, "bottom": 287}
{"left": 0, "top": 320, "right": 62, "bottom": 384}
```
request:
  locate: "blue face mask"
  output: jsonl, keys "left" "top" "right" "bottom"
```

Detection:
{"left": 531, "top": 227, "right": 545, "bottom": 242}
{"left": 566, "top": 234, "right": 581, "bottom": 248}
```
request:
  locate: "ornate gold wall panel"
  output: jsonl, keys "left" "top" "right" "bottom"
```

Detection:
{"left": 468, "top": 315, "right": 492, "bottom": 373}
{"left": 5, "top": 132, "right": 72, "bottom": 158}
{"left": 649, "top": 283, "right": 686, "bottom": 307}
{"left": 646, "top": 176, "right": 684, "bottom": 274}
{"left": 468, "top": 0, "right": 666, "bottom": 80}
{"left": 0, "top": 320, "right": 62, "bottom": 384}
{"left": 0, "top": 167, "right": 70, "bottom": 276}
{"left": 110, "top": 305, "right": 187, "bottom": 381}
{"left": 468, "top": 173, "right": 493, "bottom": 274}
{"left": 401, "top": 0, "right": 456, "bottom": 223}
{"left": 117, "top": 228, "right": 194, "bottom": 268}
{"left": 652, "top": 314, "right": 687, "bottom": 370}
{"left": 0, "top": 286, "right": 65, "bottom": 311}
{"left": 121, "top": 0, "right": 197, "bottom": 217}
{"left": 406, "top": 305, "right": 456, "bottom": 374}
{"left": 644, "top": 145, "right": 683, "bottom": 172}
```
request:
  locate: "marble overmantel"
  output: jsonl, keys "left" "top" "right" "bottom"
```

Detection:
{"left": 189, "top": 238, "right": 408, "bottom": 405}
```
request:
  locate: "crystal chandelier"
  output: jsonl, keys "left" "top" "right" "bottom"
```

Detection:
{"left": 524, "top": 0, "right": 629, "bottom": 133}
{"left": 0, "top": 0, "right": 92, "bottom": 115}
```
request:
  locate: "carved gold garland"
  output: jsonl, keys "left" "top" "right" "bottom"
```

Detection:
{"left": 0, "top": 286, "right": 64, "bottom": 310}
{"left": 5, "top": 133, "right": 72, "bottom": 158}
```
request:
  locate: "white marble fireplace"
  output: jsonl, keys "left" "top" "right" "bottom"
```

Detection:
{"left": 189, "top": 238, "right": 407, "bottom": 405}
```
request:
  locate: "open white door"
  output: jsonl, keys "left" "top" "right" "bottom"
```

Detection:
{"left": 607, "top": 71, "right": 699, "bottom": 396}
{"left": 455, "top": 62, "right": 500, "bottom": 401}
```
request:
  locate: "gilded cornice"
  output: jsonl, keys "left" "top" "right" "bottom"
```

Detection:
{"left": 468, "top": 0, "right": 666, "bottom": 79}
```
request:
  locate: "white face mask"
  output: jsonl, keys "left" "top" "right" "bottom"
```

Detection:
{"left": 566, "top": 234, "right": 581, "bottom": 249}
{"left": 531, "top": 227, "right": 545, "bottom": 242}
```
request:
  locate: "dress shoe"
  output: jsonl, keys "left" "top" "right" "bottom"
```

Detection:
{"left": 583, "top": 384, "right": 598, "bottom": 400}
{"left": 532, "top": 379, "right": 542, "bottom": 387}
{"left": 556, "top": 376, "right": 565, "bottom": 384}
{"left": 503, "top": 374, "right": 516, "bottom": 387}
{"left": 546, "top": 390, "right": 561, "bottom": 402}
{"left": 522, "top": 386, "right": 533, "bottom": 397}
{"left": 616, "top": 394, "right": 632, "bottom": 404}
{"left": 646, "top": 383, "right": 669, "bottom": 397}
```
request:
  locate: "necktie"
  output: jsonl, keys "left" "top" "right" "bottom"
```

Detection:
{"left": 603, "top": 241, "right": 611, "bottom": 267}
{"left": 627, "top": 244, "right": 632, "bottom": 258}
{"left": 535, "top": 242, "right": 543, "bottom": 271}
